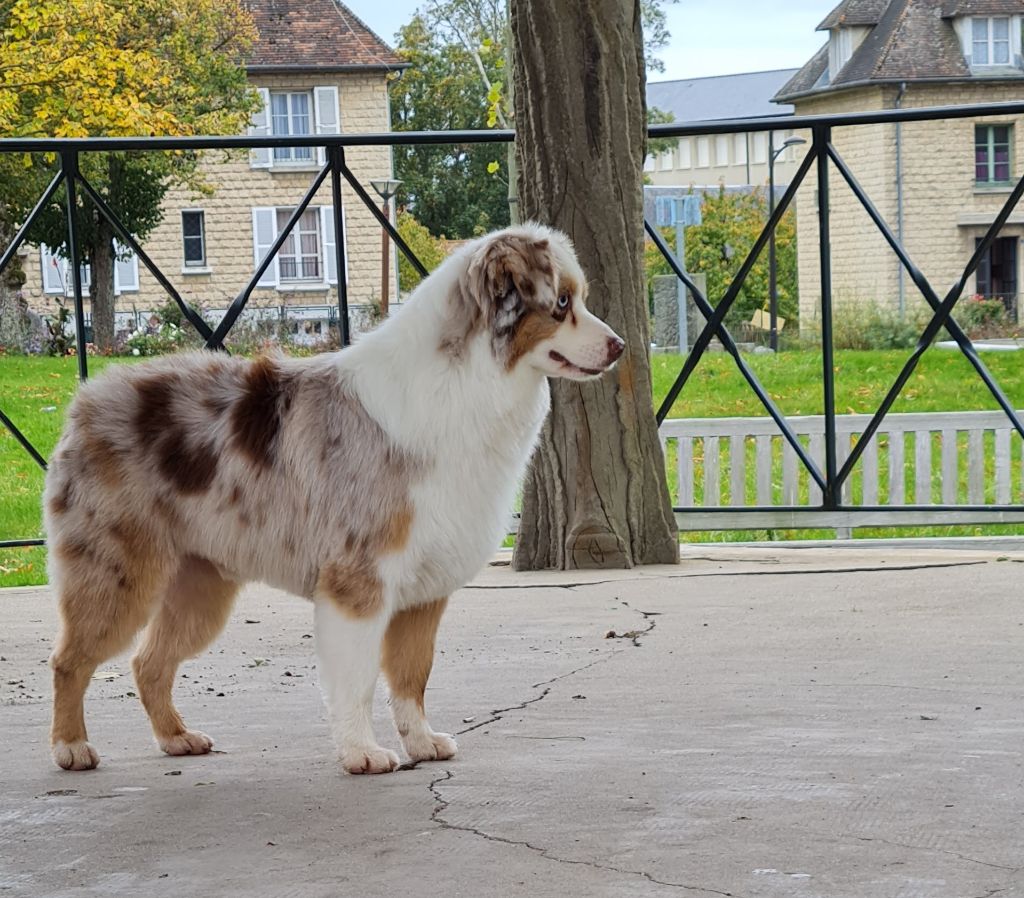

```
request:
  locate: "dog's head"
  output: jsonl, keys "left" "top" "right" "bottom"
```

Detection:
{"left": 446, "top": 224, "right": 624, "bottom": 380}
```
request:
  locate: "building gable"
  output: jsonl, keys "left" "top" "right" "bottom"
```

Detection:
{"left": 244, "top": 0, "right": 405, "bottom": 72}
{"left": 776, "top": 0, "right": 1024, "bottom": 103}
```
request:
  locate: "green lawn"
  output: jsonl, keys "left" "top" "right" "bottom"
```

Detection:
{"left": 3, "top": 348, "right": 1024, "bottom": 587}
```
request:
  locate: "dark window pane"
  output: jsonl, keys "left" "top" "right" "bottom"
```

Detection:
{"left": 182, "top": 212, "right": 202, "bottom": 238}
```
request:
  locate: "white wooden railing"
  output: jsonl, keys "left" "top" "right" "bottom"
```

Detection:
{"left": 659, "top": 411, "right": 1024, "bottom": 533}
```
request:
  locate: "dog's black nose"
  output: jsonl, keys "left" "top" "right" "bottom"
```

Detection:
{"left": 607, "top": 336, "right": 625, "bottom": 361}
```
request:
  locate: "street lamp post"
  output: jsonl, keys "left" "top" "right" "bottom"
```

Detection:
{"left": 767, "top": 134, "right": 806, "bottom": 351}
{"left": 370, "top": 178, "right": 402, "bottom": 317}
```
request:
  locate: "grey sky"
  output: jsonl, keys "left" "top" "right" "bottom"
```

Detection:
{"left": 344, "top": 0, "right": 836, "bottom": 81}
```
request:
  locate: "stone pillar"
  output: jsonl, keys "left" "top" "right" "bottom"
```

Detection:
{"left": 652, "top": 272, "right": 706, "bottom": 351}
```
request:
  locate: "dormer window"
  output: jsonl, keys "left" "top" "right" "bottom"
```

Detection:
{"left": 973, "top": 16, "right": 1011, "bottom": 66}
{"left": 828, "top": 26, "right": 871, "bottom": 82}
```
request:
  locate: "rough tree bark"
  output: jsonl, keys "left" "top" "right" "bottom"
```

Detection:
{"left": 89, "top": 214, "right": 116, "bottom": 352}
{"left": 510, "top": 0, "right": 678, "bottom": 570}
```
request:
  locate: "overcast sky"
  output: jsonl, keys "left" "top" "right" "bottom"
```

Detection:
{"left": 343, "top": 0, "right": 837, "bottom": 81}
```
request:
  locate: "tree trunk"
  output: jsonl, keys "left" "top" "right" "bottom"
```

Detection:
{"left": 510, "top": 0, "right": 678, "bottom": 570}
{"left": 503, "top": 3, "right": 519, "bottom": 225}
{"left": 89, "top": 214, "right": 116, "bottom": 352}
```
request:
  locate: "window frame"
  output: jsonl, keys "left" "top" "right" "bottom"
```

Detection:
{"left": 181, "top": 209, "right": 207, "bottom": 269}
{"left": 276, "top": 208, "right": 322, "bottom": 282}
{"left": 696, "top": 137, "right": 710, "bottom": 168}
{"left": 678, "top": 138, "right": 692, "bottom": 169}
{"left": 972, "top": 16, "right": 1011, "bottom": 66}
{"left": 975, "top": 123, "right": 1012, "bottom": 187}
{"left": 270, "top": 90, "right": 314, "bottom": 164}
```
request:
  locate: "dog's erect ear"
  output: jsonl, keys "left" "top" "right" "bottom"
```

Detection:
{"left": 468, "top": 233, "right": 556, "bottom": 311}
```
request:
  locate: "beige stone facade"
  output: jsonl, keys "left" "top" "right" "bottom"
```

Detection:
{"left": 644, "top": 127, "right": 808, "bottom": 191}
{"left": 20, "top": 70, "right": 396, "bottom": 337}
{"left": 792, "top": 81, "right": 1024, "bottom": 328}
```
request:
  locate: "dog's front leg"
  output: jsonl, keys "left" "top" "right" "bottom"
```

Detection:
{"left": 381, "top": 598, "right": 457, "bottom": 763}
{"left": 314, "top": 600, "right": 399, "bottom": 775}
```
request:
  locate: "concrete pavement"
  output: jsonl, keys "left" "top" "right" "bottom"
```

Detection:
{"left": 1, "top": 543, "right": 1023, "bottom": 897}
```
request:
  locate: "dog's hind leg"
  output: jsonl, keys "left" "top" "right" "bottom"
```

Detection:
{"left": 382, "top": 598, "right": 457, "bottom": 763}
{"left": 132, "top": 557, "right": 240, "bottom": 756}
{"left": 314, "top": 599, "right": 399, "bottom": 775}
{"left": 49, "top": 529, "right": 171, "bottom": 771}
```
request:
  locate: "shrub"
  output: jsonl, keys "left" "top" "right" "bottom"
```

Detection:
{"left": 644, "top": 186, "right": 798, "bottom": 331}
{"left": 122, "top": 301, "right": 205, "bottom": 356}
{"left": 397, "top": 211, "right": 447, "bottom": 294}
{"left": 956, "top": 295, "right": 1016, "bottom": 339}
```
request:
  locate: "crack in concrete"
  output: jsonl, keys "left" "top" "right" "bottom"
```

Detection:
{"left": 855, "top": 837, "right": 1022, "bottom": 872}
{"left": 429, "top": 770, "right": 745, "bottom": 897}
{"left": 430, "top": 602, "right": 743, "bottom": 894}
{"left": 464, "top": 560, "right": 988, "bottom": 590}
{"left": 456, "top": 597, "right": 654, "bottom": 735}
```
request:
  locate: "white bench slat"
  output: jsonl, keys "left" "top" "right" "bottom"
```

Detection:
{"left": 678, "top": 437, "right": 694, "bottom": 507}
{"left": 862, "top": 434, "right": 879, "bottom": 506}
{"left": 889, "top": 431, "right": 905, "bottom": 506}
{"left": 995, "top": 429, "right": 1011, "bottom": 505}
{"left": 915, "top": 430, "right": 932, "bottom": 505}
{"left": 809, "top": 433, "right": 824, "bottom": 505}
{"left": 756, "top": 435, "right": 772, "bottom": 505}
{"left": 941, "top": 429, "right": 958, "bottom": 505}
{"left": 968, "top": 429, "right": 985, "bottom": 504}
{"left": 782, "top": 439, "right": 799, "bottom": 506}
{"left": 704, "top": 436, "right": 720, "bottom": 506}
{"left": 837, "top": 434, "right": 852, "bottom": 504}
{"left": 730, "top": 434, "right": 745, "bottom": 506}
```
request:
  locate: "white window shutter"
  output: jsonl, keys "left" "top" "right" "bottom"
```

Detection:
{"left": 113, "top": 242, "right": 139, "bottom": 295}
{"left": 314, "top": 85, "right": 340, "bottom": 165}
{"left": 320, "top": 206, "right": 336, "bottom": 285}
{"left": 252, "top": 207, "right": 278, "bottom": 287}
{"left": 250, "top": 88, "right": 272, "bottom": 169}
{"left": 40, "top": 245, "right": 66, "bottom": 294}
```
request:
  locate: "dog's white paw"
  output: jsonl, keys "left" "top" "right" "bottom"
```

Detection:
{"left": 403, "top": 730, "right": 458, "bottom": 763}
{"left": 340, "top": 744, "right": 400, "bottom": 775}
{"left": 52, "top": 739, "right": 99, "bottom": 771}
{"left": 158, "top": 730, "right": 214, "bottom": 756}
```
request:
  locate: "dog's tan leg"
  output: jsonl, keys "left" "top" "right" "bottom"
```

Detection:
{"left": 50, "top": 535, "right": 169, "bottom": 771}
{"left": 132, "top": 557, "right": 239, "bottom": 756}
{"left": 381, "top": 598, "right": 457, "bottom": 763}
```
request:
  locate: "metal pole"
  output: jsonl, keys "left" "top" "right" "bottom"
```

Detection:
{"left": 380, "top": 199, "right": 390, "bottom": 317}
{"left": 815, "top": 126, "right": 837, "bottom": 508}
{"left": 328, "top": 145, "right": 350, "bottom": 347}
{"left": 674, "top": 198, "right": 687, "bottom": 352}
{"left": 768, "top": 131, "right": 778, "bottom": 352}
{"left": 61, "top": 151, "right": 88, "bottom": 381}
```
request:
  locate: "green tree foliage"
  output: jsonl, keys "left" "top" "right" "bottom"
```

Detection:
{"left": 640, "top": 0, "right": 680, "bottom": 73}
{"left": 645, "top": 187, "right": 798, "bottom": 327}
{"left": 390, "top": 0, "right": 679, "bottom": 239}
{"left": 396, "top": 210, "right": 448, "bottom": 293}
{"left": 0, "top": 0, "right": 258, "bottom": 349}
{"left": 390, "top": 14, "right": 510, "bottom": 239}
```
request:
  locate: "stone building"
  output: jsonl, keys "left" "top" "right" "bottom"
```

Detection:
{"left": 21, "top": 0, "right": 404, "bottom": 341}
{"left": 775, "top": 0, "right": 1024, "bottom": 326}
{"left": 644, "top": 70, "right": 807, "bottom": 191}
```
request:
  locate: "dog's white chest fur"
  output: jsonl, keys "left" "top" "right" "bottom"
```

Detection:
{"left": 345, "top": 315, "right": 551, "bottom": 606}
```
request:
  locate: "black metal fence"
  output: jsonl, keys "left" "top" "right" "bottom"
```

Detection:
{"left": 2, "top": 100, "right": 1024, "bottom": 550}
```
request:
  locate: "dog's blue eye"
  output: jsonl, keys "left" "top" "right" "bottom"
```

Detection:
{"left": 557, "top": 294, "right": 570, "bottom": 310}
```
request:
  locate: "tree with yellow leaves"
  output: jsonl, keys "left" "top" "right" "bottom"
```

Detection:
{"left": 0, "top": 0, "right": 259, "bottom": 349}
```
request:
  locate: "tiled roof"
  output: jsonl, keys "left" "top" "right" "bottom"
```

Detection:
{"left": 818, "top": 0, "right": 892, "bottom": 30}
{"left": 838, "top": 0, "right": 970, "bottom": 82}
{"left": 244, "top": 0, "right": 405, "bottom": 71}
{"left": 647, "top": 69, "right": 799, "bottom": 122}
{"left": 940, "top": 1, "right": 1022, "bottom": 14}
{"left": 777, "top": 0, "right": 1024, "bottom": 103}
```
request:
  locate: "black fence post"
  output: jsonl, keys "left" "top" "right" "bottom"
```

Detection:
{"left": 60, "top": 150, "right": 88, "bottom": 382}
{"left": 328, "top": 145, "right": 350, "bottom": 347}
{"left": 814, "top": 126, "right": 838, "bottom": 509}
